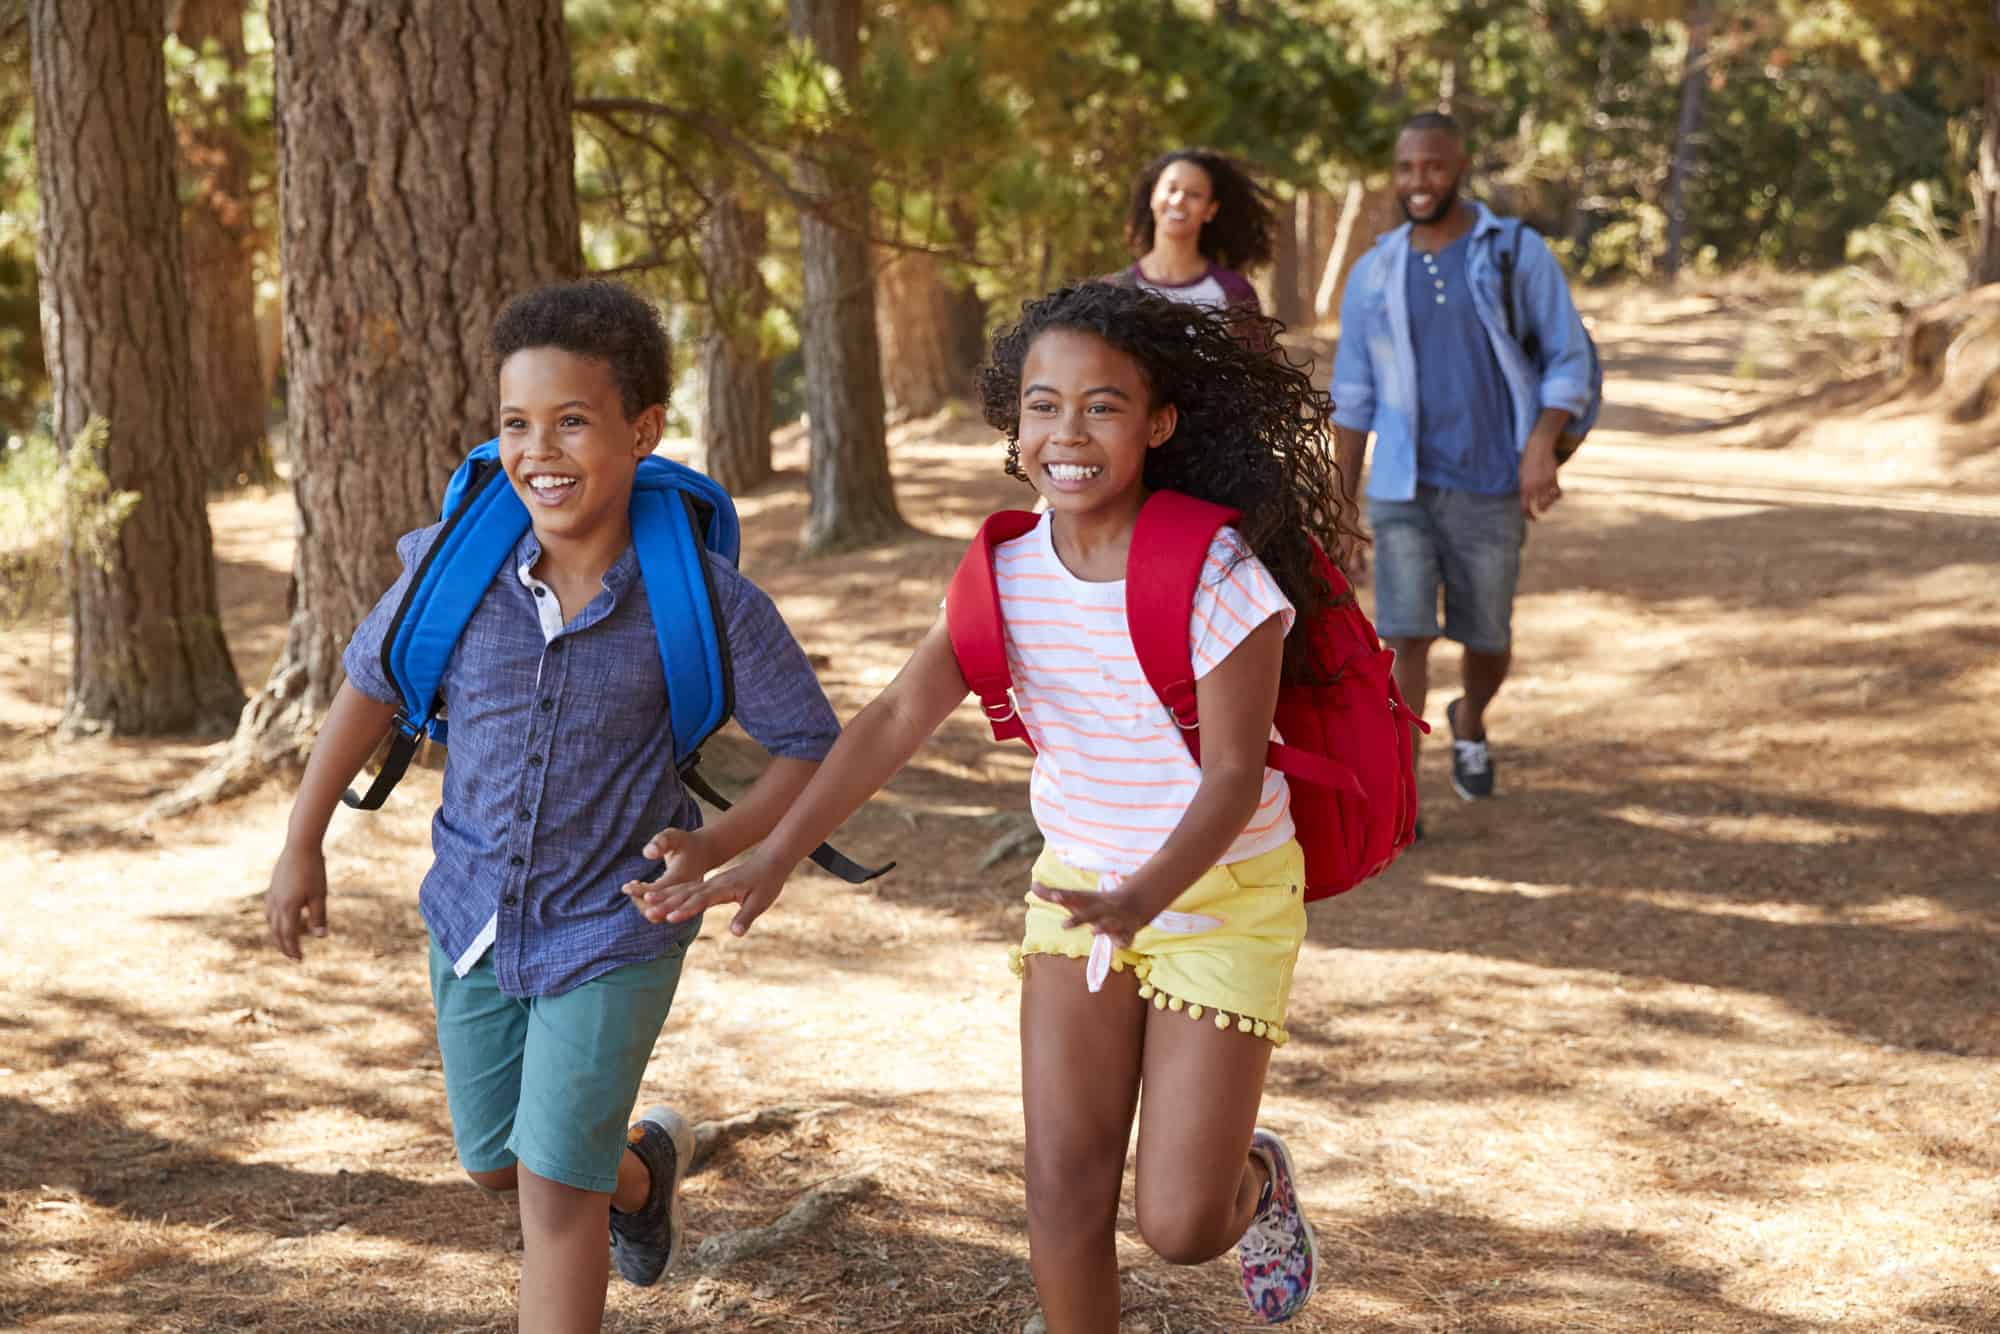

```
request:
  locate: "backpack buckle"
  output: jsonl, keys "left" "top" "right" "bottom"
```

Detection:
{"left": 983, "top": 690, "right": 1021, "bottom": 724}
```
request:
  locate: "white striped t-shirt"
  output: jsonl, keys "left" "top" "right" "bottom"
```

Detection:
{"left": 994, "top": 512, "right": 1297, "bottom": 875}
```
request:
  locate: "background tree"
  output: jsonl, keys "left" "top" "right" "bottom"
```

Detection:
{"left": 168, "top": 0, "right": 272, "bottom": 486}
{"left": 182, "top": 0, "right": 580, "bottom": 799}
{"left": 28, "top": 0, "right": 243, "bottom": 736}
{"left": 786, "top": 0, "right": 906, "bottom": 554}
{"left": 697, "top": 193, "right": 776, "bottom": 492}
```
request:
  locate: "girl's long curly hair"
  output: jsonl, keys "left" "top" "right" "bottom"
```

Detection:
{"left": 1123, "top": 149, "right": 1277, "bottom": 273}
{"left": 978, "top": 282, "right": 1362, "bottom": 683}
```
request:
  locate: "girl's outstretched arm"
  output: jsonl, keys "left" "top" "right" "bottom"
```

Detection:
{"left": 631, "top": 615, "right": 969, "bottom": 936}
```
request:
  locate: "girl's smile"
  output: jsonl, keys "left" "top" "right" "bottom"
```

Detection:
{"left": 1016, "top": 328, "right": 1176, "bottom": 522}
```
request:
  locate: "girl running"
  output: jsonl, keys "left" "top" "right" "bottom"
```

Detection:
{"left": 627, "top": 282, "right": 1355, "bottom": 1329}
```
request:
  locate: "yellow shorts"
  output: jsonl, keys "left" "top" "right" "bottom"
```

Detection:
{"left": 1010, "top": 839, "right": 1308, "bottom": 1046}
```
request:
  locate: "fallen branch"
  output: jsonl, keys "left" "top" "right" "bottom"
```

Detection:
{"left": 691, "top": 1171, "right": 880, "bottom": 1271}
{"left": 687, "top": 1103, "right": 849, "bottom": 1176}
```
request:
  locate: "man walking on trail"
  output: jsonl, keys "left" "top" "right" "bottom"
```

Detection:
{"left": 1330, "top": 111, "right": 1596, "bottom": 810}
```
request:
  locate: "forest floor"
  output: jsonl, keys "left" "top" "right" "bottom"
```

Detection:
{"left": 2, "top": 283, "right": 1996, "bottom": 1332}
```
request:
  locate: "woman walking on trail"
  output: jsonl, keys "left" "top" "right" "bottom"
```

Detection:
{"left": 1106, "top": 148, "right": 1277, "bottom": 329}
{"left": 628, "top": 283, "right": 1357, "bottom": 1328}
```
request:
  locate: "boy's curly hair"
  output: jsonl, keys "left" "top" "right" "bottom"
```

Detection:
{"left": 977, "top": 282, "right": 1361, "bottom": 681}
{"left": 1123, "top": 149, "right": 1277, "bottom": 273}
{"left": 491, "top": 280, "right": 670, "bottom": 418}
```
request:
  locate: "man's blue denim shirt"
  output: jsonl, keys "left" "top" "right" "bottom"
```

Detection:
{"left": 1331, "top": 202, "right": 1595, "bottom": 502}
{"left": 343, "top": 524, "right": 839, "bottom": 997}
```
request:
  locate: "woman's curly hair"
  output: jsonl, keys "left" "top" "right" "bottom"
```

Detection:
{"left": 1123, "top": 149, "right": 1277, "bottom": 273}
{"left": 977, "top": 282, "right": 1362, "bottom": 682}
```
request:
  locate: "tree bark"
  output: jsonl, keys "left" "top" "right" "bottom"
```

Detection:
{"left": 170, "top": 0, "right": 272, "bottom": 488}
{"left": 697, "top": 194, "right": 774, "bottom": 494}
{"left": 875, "top": 248, "right": 979, "bottom": 420}
{"left": 178, "top": 0, "right": 580, "bottom": 798}
{"left": 29, "top": 0, "right": 243, "bottom": 737}
{"left": 1270, "top": 189, "right": 1304, "bottom": 330}
{"left": 1978, "top": 22, "right": 2000, "bottom": 286}
{"left": 787, "top": 0, "right": 908, "bottom": 554}
{"left": 1663, "top": 0, "right": 1712, "bottom": 284}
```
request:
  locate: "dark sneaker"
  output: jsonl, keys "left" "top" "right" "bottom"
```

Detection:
{"left": 1446, "top": 698, "right": 1495, "bottom": 801}
{"left": 609, "top": 1104, "right": 693, "bottom": 1286}
{"left": 1237, "top": 1128, "right": 1318, "bottom": 1324}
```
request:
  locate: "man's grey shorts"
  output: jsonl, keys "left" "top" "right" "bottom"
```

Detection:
{"left": 1367, "top": 486, "right": 1526, "bottom": 654}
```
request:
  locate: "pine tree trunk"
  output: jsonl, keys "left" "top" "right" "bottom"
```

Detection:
{"left": 1663, "top": 0, "right": 1712, "bottom": 284}
{"left": 29, "top": 0, "right": 244, "bottom": 737}
{"left": 876, "top": 249, "right": 979, "bottom": 420}
{"left": 170, "top": 0, "right": 271, "bottom": 488}
{"left": 788, "top": 0, "right": 907, "bottom": 555}
{"left": 697, "top": 195, "right": 774, "bottom": 494}
{"left": 172, "top": 0, "right": 579, "bottom": 800}
{"left": 1979, "top": 42, "right": 2000, "bottom": 286}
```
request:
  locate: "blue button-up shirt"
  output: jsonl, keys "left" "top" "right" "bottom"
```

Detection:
{"left": 1332, "top": 203, "right": 1595, "bottom": 502}
{"left": 343, "top": 525, "right": 840, "bottom": 997}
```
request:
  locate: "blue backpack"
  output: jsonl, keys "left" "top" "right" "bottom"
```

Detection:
{"left": 341, "top": 439, "right": 889, "bottom": 885}
{"left": 1494, "top": 219, "right": 1603, "bottom": 462}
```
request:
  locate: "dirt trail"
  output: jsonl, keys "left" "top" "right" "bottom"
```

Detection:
{"left": 2, "top": 288, "right": 1996, "bottom": 1332}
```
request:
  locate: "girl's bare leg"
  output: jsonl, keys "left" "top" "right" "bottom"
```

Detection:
{"left": 1131, "top": 1008, "right": 1274, "bottom": 1264}
{"left": 1019, "top": 955, "right": 1146, "bottom": 1334}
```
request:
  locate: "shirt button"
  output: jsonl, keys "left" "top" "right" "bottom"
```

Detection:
{"left": 502, "top": 893, "right": 519, "bottom": 906}
{"left": 533, "top": 585, "right": 546, "bottom": 598}
{"left": 516, "top": 807, "right": 530, "bottom": 821}
{"left": 527, "top": 754, "right": 543, "bottom": 767}
{"left": 548, "top": 640, "right": 564, "bottom": 653}
{"left": 540, "top": 698, "right": 554, "bottom": 712}
{"left": 510, "top": 854, "right": 524, "bottom": 867}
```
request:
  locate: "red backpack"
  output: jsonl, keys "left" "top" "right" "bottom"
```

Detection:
{"left": 945, "top": 490, "right": 1427, "bottom": 901}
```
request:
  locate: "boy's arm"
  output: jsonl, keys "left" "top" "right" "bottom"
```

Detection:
{"left": 630, "top": 616, "right": 969, "bottom": 936}
{"left": 267, "top": 680, "right": 398, "bottom": 959}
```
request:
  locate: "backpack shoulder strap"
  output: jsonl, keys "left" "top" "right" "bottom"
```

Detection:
{"left": 343, "top": 443, "right": 529, "bottom": 809}
{"left": 1126, "top": 492, "right": 1365, "bottom": 796}
{"left": 945, "top": 510, "right": 1042, "bottom": 748}
{"left": 631, "top": 485, "right": 734, "bottom": 764}
{"left": 1127, "top": 490, "right": 1240, "bottom": 732}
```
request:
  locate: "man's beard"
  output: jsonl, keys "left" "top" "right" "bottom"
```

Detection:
{"left": 1398, "top": 180, "right": 1460, "bottom": 225}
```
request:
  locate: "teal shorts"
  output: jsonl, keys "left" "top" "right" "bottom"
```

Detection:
{"left": 427, "top": 936, "right": 689, "bottom": 1194}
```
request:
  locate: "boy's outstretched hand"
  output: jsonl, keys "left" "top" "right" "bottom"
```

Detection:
{"left": 622, "top": 833, "right": 785, "bottom": 938}
{"left": 266, "top": 844, "right": 329, "bottom": 960}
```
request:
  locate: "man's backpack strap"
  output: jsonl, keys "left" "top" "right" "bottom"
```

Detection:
{"left": 945, "top": 510, "right": 1042, "bottom": 750}
{"left": 1126, "top": 492, "right": 1365, "bottom": 798}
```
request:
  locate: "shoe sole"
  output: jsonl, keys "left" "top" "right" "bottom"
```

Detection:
{"left": 637, "top": 1105, "right": 694, "bottom": 1281}
{"left": 1252, "top": 1128, "right": 1319, "bottom": 1322}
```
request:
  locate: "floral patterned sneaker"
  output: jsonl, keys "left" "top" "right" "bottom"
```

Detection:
{"left": 609, "top": 1104, "right": 693, "bottom": 1286}
{"left": 1237, "top": 1127, "right": 1318, "bottom": 1323}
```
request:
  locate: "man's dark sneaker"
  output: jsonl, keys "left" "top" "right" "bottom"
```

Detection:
{"left": 610, "top": 1104, "right": 693, "bottom": 1286}
{"left": 1445, "top": 698, "right": 1495, "bottom": 801}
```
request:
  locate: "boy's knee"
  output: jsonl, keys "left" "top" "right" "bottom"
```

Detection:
{"left": 467, "top": 1164, "right": 518, "bottom": 1195}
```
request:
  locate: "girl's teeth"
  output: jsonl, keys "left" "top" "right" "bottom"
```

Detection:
{"left": 529, "top": 476, "right": 575, "bottom": 491}
{"left": 1047, "top": 464, "right": 1101, "bottom": 482}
